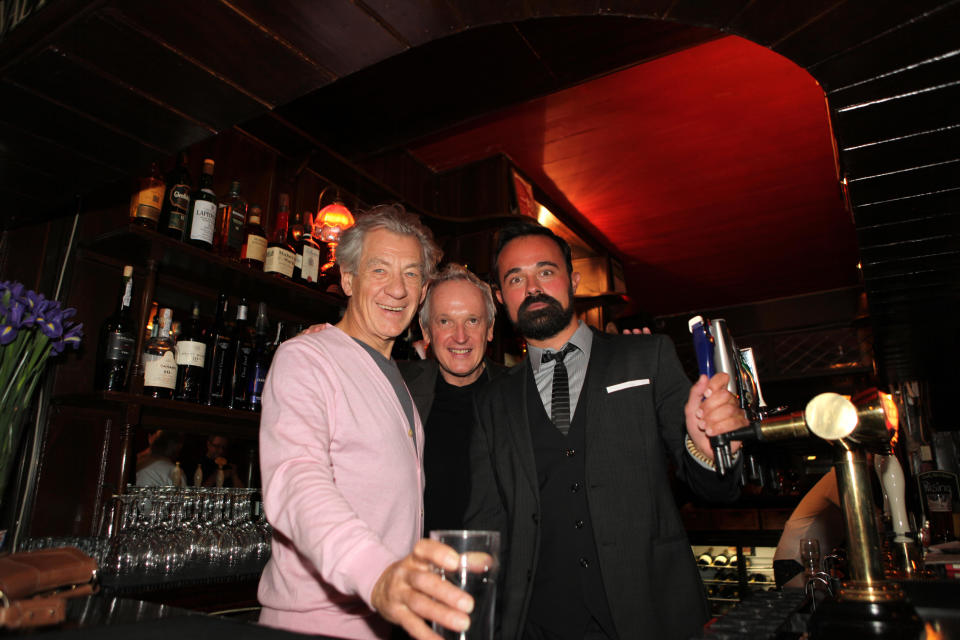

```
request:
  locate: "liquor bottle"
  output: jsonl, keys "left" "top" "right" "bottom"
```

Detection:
{"left": 245, "top": 303, "right": 272, "bottom": 411}
{"left": 289, "top": 210, "right": 306, "bottom": 281}
{"left": 129, "top": 162, "right": 165, "bottom": 230}
{"left": 174, "top": 302, "right": 207, "bottom": 402}
{"left": 159, "top": 151, "right": 192, "bottom": 239}
{"left": 184, "top": 158, "right": 218, "bottom": 250}
{"left": 143, "top": 307, "right": 177, "bottom": 399}
{"left": 95, "top": 265, "right": 136, "bottom": 391}
{"left": 296, "top": 212, "right": 322, "bottom": 287}
{"left": 263, "top": 193, "right": 295, "bottom": 279}
{"left": 202, "top": 293, "right": 232, "bottom": 406}
{"left": 227, "top": 298, "right": 253, "bottom": 410}
{"left": 215, "top": 180, "right": 247, "bottom": 259}
{"left": 240, "top": 205, "right": 268, "bottom": 269}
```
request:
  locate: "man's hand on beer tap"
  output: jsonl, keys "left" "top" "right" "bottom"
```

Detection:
{"left": 684, "top": 373, "right": 749, "bottom": 461}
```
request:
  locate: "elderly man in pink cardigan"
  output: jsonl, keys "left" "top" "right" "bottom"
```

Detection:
{"left": 258, "top": 205, "right": 473, "bottom": 640}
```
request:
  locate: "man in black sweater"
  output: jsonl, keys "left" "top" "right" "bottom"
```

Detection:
{"left": 399, "top": 264, "right": 505, "bottom": 534}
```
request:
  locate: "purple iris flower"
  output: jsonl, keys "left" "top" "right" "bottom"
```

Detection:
{"left": 0, "top": 324, "right": 17, "bottom": 345}
{"left": 52, "top": 322, "right": 84, "bottom": 355}
{"left": 4, "top": 300, "right": 25, "bottom": 329}
{"left": 36, "top": 311, "right": 64, "bottom": 341}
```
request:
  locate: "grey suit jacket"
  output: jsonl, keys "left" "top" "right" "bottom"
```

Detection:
{"left": 399, "top": 357, "right": 505, "bottom": 424}
{"left": 465, "top": 330, "right": 741, "bottom": 640}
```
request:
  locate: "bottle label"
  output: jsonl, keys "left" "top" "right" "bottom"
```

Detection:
{"left": 166, "top": 184, "right": 190, "bottom": 232}
{"left": 264, "top": 247, "right": 295, "bottom": 278}
{"left": 104, "top": 333, "right": 134, "bottom": 361}
{"left": 144, "top": 351, "right": 177, "bottom": 389}
{"left": 301, "top": 245, "right": 321, "bottom": 283}
{"left": 228, "top": 211, "right": 246, "bottom": 250}
{"left": 242, "top": 235, "right": 267, "bottom": 263}
{"left": 132, "top": 185, "right": 164, "bottom": 222}
{"left": 189, "top": 200, "right": 217, "bottom": 243}
{"left": 175, "top": 340, "right": 207, "bottom": 367}
{"left": 295, "top": 253, "right": 303, "bottom": 270}
{"left": 121, "top": 279, "right": 133, "bottom": 309}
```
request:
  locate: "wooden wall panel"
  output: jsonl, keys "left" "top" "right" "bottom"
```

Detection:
{"left": 810, "top": 3, "right": 960, "bottom": 90}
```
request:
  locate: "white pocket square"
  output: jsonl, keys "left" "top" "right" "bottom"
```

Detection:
{"left": 606, "top": 379, "right": 650, "bottom": 393}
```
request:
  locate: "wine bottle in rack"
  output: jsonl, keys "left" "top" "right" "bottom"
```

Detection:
{"left": 159, "top": 151, "right": 192, "bottom": 239}
{"left": 202, "top": 293, "right": 232, "bottom": 406}
{"left": 96, "top": 265, "right": 136, "bottom": 391}
{"left": 264, "top": 193, "right": 295, "bottom": 279}
{"left": 143, "top": 308, "right": 177, "bottom": 399}
{"left": 240, "top": 205, "right": 268, "bottom": 270}
{"left": 184, "top": 158, "right": 218, "bottom": 250}
{"left": 174, "top": 302, "right": 207, "bottom": 402}
{"left": 129, "top": 162, "right": 165, "bottom": 230}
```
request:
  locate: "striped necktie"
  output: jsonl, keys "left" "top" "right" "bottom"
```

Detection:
{"left": 541, "top": 343, "right": 576, "bottom": 435}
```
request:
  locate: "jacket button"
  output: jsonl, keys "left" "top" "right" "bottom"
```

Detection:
{"left": 570, "top": 482, "right": 581, "bottom": 493}
{"left": 579, "top": 557, "right": 589, "bottom": 568}
{"left": 526, "top": 569, "right": 533, "bottom": 581}
{"left": 565, "top": 448, "right": 576, "bottom": 457}
{"left": 531, "top": 512, "right": 539, "bottom": 523}
{"left": 575, "top": 519, "right": 584, "bottom": 529}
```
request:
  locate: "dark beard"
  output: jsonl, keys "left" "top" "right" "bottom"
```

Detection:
{"left": 516, "top": 293, "right": 574, "bottom": 341}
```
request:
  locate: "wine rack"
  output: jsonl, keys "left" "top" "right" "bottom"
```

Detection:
{"left": 692, "top": 544, "right": 778, "bottom": 616}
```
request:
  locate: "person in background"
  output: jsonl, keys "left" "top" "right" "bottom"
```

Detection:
{"left": 257, "top": 204, "right": 474, "bottom": 640}
{"left": 399, "top": 264, "right": 505, "bottom": 534}
{"left": 199, "top": 434, "right": 244, "bottom": 487}
{"left": 773, "top": 469, "right": 843, "bottom": 589}
{"left": 136, "top": 430, "right": 185, "bottom": 487}
{"left": 466, "top": 221, "right": 749, "bottom": 640}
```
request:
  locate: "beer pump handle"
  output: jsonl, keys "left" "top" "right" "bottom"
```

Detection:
{"left": 689, "top": 316, "right": 733, "bottom": 476}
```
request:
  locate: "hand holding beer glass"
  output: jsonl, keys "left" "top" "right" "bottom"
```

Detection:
{"left": 429, "top": 530, "right": 500, "bottom": 640}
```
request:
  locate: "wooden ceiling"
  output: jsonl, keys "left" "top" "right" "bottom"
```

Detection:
{"left": 407, "top": 35, "right": 860, "bottom": 314}
{"left": 0, "top": 0, "right": 957, "bottom": 388}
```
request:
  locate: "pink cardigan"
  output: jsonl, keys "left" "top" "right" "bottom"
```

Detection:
{"left": 258, "top": 325, "right": 425, "bottom": 639}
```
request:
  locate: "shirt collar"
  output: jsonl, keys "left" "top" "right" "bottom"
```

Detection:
{"left": 528, "top": 321, "right": 593, "bottom": 374}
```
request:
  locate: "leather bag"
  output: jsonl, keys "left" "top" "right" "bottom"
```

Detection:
{"left": 0, "top": 547, "right": 98, "bottom": 629}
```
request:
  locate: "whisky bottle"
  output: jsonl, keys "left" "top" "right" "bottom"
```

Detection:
{"left": 174, "top": 302, "right": 207, "bottom": 402}
{"left": 129, "top": 162, "right": 165, "bottom": 230}
{"left": 202, "top": 293, "right": 232, "bottom": 406}
{"left": 297, "top": 212, "right": 322, "bottom": 287}
{"left": 143, "top": 308, "right": 177, "bottom": 399}
{"left": 184, "top": 158, "right": 218, "bottom": 250}
{"left": 215, "top": 180, "right": 247, "bottom": 259}
{"left": 263, "top": 193, "right": 295, "bottom": 279}
{"left": 95, "top": 265, "right": 136, "bottom": 391}
{"left": 240, "top": 205, "right": 268, "bottom": 269}
{"left": 159, "top": 152, "right": 192, "bottom": 239}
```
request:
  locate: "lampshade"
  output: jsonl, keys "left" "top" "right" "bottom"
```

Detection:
{"left": 317, "top": 202, "right": 355, "bottom": 244}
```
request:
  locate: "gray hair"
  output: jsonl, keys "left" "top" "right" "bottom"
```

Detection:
{"left": 419, "top": 263, "right": 497, "bottom": 336}
{"left": 338, "top": 204, "right": 442, "bottom": 281}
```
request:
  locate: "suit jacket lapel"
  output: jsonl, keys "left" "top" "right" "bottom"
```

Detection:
{"left": 505, "top": 362, "right": 538, "bottom": 495}
{"left": 584, "top": 331, "right": 613, "bottom": 452}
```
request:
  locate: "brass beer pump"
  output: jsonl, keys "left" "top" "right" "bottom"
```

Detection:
{"left": 695, "top": 318, "right": 923, "bottom": 637}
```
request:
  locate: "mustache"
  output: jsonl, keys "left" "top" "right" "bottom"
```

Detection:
{"left": 518, "top": 293, "right": 563, "bottom": 315}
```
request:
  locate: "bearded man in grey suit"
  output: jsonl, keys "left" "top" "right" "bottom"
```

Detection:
{"left": 466, "top": 222, "right": 748, "bottom": 640}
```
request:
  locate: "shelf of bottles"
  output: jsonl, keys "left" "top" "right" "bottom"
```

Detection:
{"left": 691, "top": 545, "right": 777, "bottom": 616}
{"left": 66, "top": 155, "right": 354, "bottom": 439}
